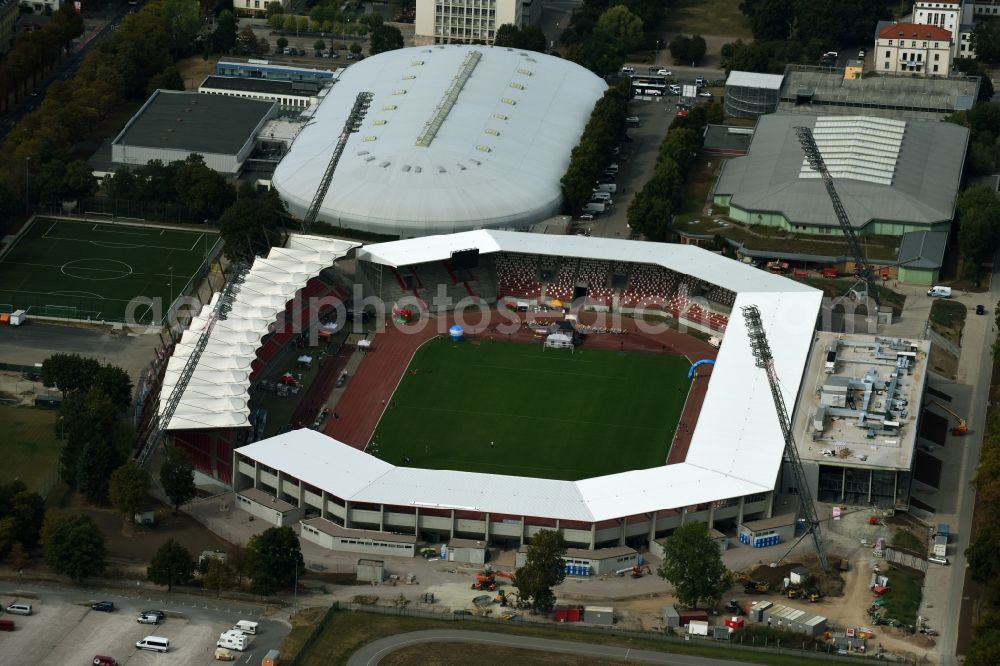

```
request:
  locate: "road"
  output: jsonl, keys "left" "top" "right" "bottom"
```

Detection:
{"left": 928, "top": 260, "right": 999, "bottom": 665}
{"left": 347, "top": 629, "right": 777, "bottom": 666}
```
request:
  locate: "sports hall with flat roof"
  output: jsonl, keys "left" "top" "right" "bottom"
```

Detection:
{"left": 0, "top": 217, "right": 219, "bottom": 324}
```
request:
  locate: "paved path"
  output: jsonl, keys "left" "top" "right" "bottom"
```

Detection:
{"left": 347, "top": 629, "right": 761, "bottom": 665}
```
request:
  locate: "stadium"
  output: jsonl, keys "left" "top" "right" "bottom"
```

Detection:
{"left": 160, "top": 230, "right": 825, "bottom": 550}
{"left": 269, "top": 45, "right": 607, "bottom": 237}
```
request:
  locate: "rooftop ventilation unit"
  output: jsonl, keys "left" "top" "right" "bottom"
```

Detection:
{"left": 501, "top": 97, "right": 516, "bottom": 105}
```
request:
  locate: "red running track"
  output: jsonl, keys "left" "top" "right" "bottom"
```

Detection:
{"left": 324, "top": 311, "right": 717, "bottom": 465}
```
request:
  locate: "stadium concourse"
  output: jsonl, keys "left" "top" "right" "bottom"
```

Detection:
{"left": 153, "top": 230, "right": 824, "bottom": 549}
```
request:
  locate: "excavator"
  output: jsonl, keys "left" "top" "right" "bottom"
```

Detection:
{"left": 472, "top": 569, "right": 516, "bottom": 591}
{"left": 631, "top": 565, "right": 652, "bottom": 579}
{"left": 928, "top": 400, "right": 969, "bottom": 436}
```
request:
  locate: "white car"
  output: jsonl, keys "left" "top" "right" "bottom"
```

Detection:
{"left": 657, "top": 69, "right": 672, "bottom": 76}
{"left": 578, "top": 213, "right": 595, "bottom": 221}
{"left": 668, "top": 84, "right": 682, "bottom": 94}
{"left": 698, "top": 91, "right": 712, "bottom": 97}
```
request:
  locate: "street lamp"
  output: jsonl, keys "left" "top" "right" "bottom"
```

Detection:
{"left": 655, "top": 39, "right": 660, "bottom": 65}
{"left": 24, "top": 156, "right": 30, "bottom": 216}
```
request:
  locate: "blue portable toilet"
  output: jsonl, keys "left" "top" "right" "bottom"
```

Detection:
{"left": 440, "top": 545, "right": 448, "bottom": 560}
{"left": 449, "top": 324, "right": 464, "bottom": 342}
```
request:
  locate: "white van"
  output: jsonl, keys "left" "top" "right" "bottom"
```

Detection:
{"left": 927, "top": 286, "right": 952, "bottom": 298}
{"left": 591, "top": 191, "right": 612, "bottom": 202}
{"left": 620, "top": 66, "right": 635, "bottom": 76}
{"left": 5, "top": 603, "right": 31, "bottom": 615}
{"left": 217, "top": 630, "right": 250, "bottom": 651}
{"left": 136, "top": 636, "right": 170, "bottom": 652}
{"left": 234, "top": 620, "right": 259, "bottom": 635}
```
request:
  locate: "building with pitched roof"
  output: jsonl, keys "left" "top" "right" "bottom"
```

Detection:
{"left": 874, "top": 22, "right": 954, "bottom": 76}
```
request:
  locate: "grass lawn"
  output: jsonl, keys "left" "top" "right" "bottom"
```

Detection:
{"left": 882, "top": 566, "right": 924, "bottom": 626}
{"left": 891, "top": 529, "right": 926, "bottom": 553}
{"left": 930, "top": 299, "right": 967, "bottom": 346}
{"left": 668, "top": 0, "right": 752, "bottom": 38}
{"left": 0, "top": 405, "right": 63, "bottom": 495}
{"left": 0, "top": 218, "right": 218, "bottom": 323}
{"left": 287, "top": 607, "right": 864, "bottom": 666}
{"left": 371, "top": 338, "right": 690, "bottom": 480}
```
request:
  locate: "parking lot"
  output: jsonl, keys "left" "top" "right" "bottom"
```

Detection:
{"left": 1, "top": 590, "right": 286, "bottom": 665}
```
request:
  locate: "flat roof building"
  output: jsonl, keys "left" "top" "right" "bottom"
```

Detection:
{"left": 713, "top": 113, "right": 969, "bottom": 237}
{"left": 778, "top": 64, "right": 979, "bottom": 120}
{"left": 789, "top": 333, "right": 931, "bottom": 509}
{"left": 199, "top": 76, "right": 324, "bottom": 111}
{"left": 110, "top": 90, "right": 276, "bottom": 175}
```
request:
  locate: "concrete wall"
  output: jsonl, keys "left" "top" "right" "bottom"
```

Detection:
{"left": 235, "top": 492, "right": 303, "bottom": 527}
{"left": 898, "top": 265, "right": 938, "bottom": 285}
{"left": 447, "top": 546, "right": 486, "bottom": 565}
{"left": 356, "top": 560, "right": 385, "bottom": 583}
{"left": 111, "top": 145, "right": 241, "bottom": 175}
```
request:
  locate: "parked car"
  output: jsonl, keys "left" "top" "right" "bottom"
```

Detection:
{"left": 668, "top": 84, "right": 682, "bottom": 94}
{"left": 977, "top": 304, "right": 986, "bottom": 315}
{"left": 5, "top": 603, "right": 31, "bottom": 615}
{"left": 137, "top": 612, "right": 161, "bottom": 625}
{"left": 91, "top": 601, "right": 115, "bottom": 612}
{"left": 657, "top": 68, "right": 672, "bottom": 76}
{"left": 858, "top": 49, "right": 865, "bottom": 59}
{"left": 698, "top": 91, "right": 712, "bottom": 98}
{"left": 578, "top": 213, "right": 595, "bottom": 221}
{"left": 695, "top": 76, "right": 706, "bottom": 87}
{"left": 141, "top": 610, "right": 166, "bottom": 621}
{"left": 92, "top": 657, "right": 118, "bottom": 666}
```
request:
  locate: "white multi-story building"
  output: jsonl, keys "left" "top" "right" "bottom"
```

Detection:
{"left": 235, "top": 0, "right": 288, "bottom": 16}
{"left": 875, "top": 22, "right": 953, "bottom": 76}
{"left": 913, "top": 0, "right": 976, "bottom": 59}
{"left": 414, "top": 0, "right": 522, "bottom": 45}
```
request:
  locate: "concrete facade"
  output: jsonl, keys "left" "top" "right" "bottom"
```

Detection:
{"left": 515, "top": 545, "right": 638, "bottom": 576}
{"left": 356, "top": 558, "right": 385, "bottom": 583}
{"left": 415, "top": 0, "right": 522, "bottom": 45}
{"left": 445, "top": 538, "right": 488, "bottom": 565}
{"left": 232, "top": 451, "right": 774, "bottom": 548}
{"left": 236, "top": 487, "right": 304, "bottom": 526}
{"left": 300, "top": 517, "right": 416, "bottom": 557}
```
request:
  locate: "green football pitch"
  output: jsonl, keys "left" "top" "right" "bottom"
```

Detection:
{"left": 371, "top": 338, "right": 692, "bottom": 480}
{"left": 0, "top": 217, "right": 219, "bottom": 324}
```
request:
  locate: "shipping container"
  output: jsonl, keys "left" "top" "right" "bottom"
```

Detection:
{"left": 688, "top": 620, "right": 709, "bottom": 636}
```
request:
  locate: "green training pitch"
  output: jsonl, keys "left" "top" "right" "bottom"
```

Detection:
{"left": 371, "top": 338, "right": 692, "bottom": 481}
{"left": 0, "top": 217, "right": 219, "bottom": 324}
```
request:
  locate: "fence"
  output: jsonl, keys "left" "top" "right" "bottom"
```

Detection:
{"left": 284, "top": 601, "right": 909, "bottom": 664}
{"left": 884, "top": 547, "right": 929, "bottom": 573}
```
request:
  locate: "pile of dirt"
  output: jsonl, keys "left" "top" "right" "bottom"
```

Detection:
{"left": 747, "top": 561, "right": 846, "bottom": 598}
{"left": 749, "top": 563, "right": 805, "bottom": 588}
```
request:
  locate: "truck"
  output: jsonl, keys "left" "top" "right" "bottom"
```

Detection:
{"left": 583, "top": 202, "right": 606, "bottom": 214}
{"left": 936, "top": 523, "right": 950, "bottom": 539}
{"left": 933, "top": 535, "right": 948, "bottom": 557}
{"left": 262, "top": 649, "right": 281, "bottom": 666}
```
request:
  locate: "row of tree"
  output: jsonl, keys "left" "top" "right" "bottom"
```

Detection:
{"left": 626, "top": 102, "right": 722, "bottom": 241}
{"left": 102, "top": 155, "right": 235, "bottom": 224}
{"left": 668, "top": 35, "right": 707, "bottom": 67}
{"left": 964, "top": 358, "right": 1000, "bottom": 664}
{"left": 559, "top": 82, "right": 630, "bottom": 213}
{"left": 955, "top": 186, "right": 1000, "bottom": 280}
{"left": 493, "top": 24, "right": 547, "bottom": 53}
{"left": 0, "top": 6, "right": 83, "bottom": 114}
{"left": 739, "top": 0, "right": 893, "bottom": 47}
{"left": 947, "top": 101, "right": 1000, "bottom": 177}
{"left": 0, "top": 0, "right": 192, "bottom": 228}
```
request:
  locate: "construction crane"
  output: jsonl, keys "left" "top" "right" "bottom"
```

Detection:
{"left": 742, "top": 305, "right": 830, "bottom": 572}
{"left": 794, "top": 126, "right": 881, "bottom": 315}
{"left": 136, "top": 263, "right": 250, "bottom": 467}
{"left": 927, "top": 400, "right": 969, "bottom": 436}
{"left": 301, "top": 91, "right": 374, "bottom": 233}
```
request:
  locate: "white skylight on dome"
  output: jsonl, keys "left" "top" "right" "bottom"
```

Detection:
{"left": 799, "top": 116, "right": 906, "bottom": 186}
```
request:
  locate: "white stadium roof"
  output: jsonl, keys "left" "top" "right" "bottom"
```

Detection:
{"left": 159, "top": 234, "right": 359, "bottom": 431}
{"left": 271, "top": 45, "right": 607, "bottom": 237}
{"left": 236, "top": 232, "right": 824, "bottom": 521}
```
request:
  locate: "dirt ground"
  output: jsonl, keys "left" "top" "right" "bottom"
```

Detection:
{"left": 57, "top": 493, "right": 233, "bottom": 576}
{"left": 177, "top": 54, "right": 220, "bottom": 90}
{"left": 0, "top": 370, "right": 49, "bottom": 406}
{"left": 382, "top": 643, "right": 626, "bottom": 665}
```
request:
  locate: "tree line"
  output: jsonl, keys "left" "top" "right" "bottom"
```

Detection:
{"left": 722, "top": 0, "right": 894, "bottom": 74}
{"left": 626, "top": 102, "right": 723, "bottom": 241}
{"left": 964, "top": 366, "right": 1000, "bottom": 664}
{"left": 560, "top": 0, "right": 667, "bottom": 77}
{"left": 559, "top": 81, "right": 630, "bottom": 213}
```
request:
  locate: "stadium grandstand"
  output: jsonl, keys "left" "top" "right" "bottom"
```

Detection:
{"left": 157, "top": 230, "right": 827, "bottom": 548}
{"left": 270, "top": 45, "right": 606, "bottom": 237}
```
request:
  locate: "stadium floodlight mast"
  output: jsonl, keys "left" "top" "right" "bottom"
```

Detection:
{"left": 301, "top": 91, "right": 374, "bottom": 233}
{"left": 137, "top": 262, "right": 250, "bottom": 467}
{"left": 742, "top": 304, "right": 829, "bottom": 573}
{"left": 794, "top": 126, "right": 882, "bottom": 318}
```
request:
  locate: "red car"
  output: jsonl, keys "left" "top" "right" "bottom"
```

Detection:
{"left": 93, "top": 657, "right": 118, "bottom": 666}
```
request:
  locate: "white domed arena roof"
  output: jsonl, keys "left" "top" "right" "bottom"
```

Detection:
{"left": 271, "top": 45, "right": 607, "bottom": 237}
